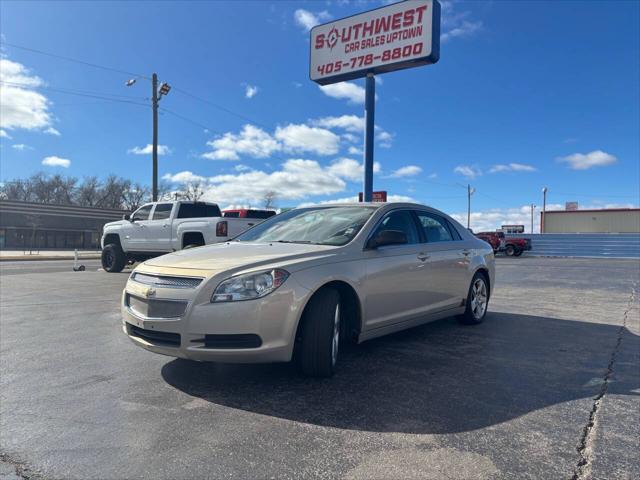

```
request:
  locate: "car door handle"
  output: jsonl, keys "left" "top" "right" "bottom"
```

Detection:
{"left": 462, "top": 249, "right": 471, "bottom": 256}
{"left": 417, "top": 253, "right": 430, "bottom": 261}
{"left": 162, "top": 224, "right": 169, "bottom": 228}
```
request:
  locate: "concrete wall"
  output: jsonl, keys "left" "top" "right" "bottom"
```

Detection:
{"left": 543, "top": 209, "right": 640, "bottom": 233}
{"left": 507, "top": 233, "right": 640, "bottom": 258}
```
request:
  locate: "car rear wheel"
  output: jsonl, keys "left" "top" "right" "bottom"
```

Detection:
{"left": 513, "top": 248, "right": 523, "bottom": 257}
{"left": 101, "top": 244, "right": 127, "bottom": 273}
{"left": 505, "top": 244, "right": 516, "bottom": 256}
{"left": 298, "top": 288, "right": 341, "bottom": 378}
{"left": 459, "top": 272, "right": 489, "bottom": 325}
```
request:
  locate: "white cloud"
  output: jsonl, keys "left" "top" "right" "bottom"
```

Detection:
{"left": 342, "top": 133, "right": 359, "bottom": 143}
{"left": 162, "top": 171, "right": 206, "bottom": 184}
{"left": 294, "top": 9, "right": 331, "bottom": 31}
{"left": 376, "top": 130, "right": 393, "bottom": 148}
{"left": 440, "top": 2, "right": 483, "bottom": 43}
{"left": 245, "top": 84, "right": 259, "bottom": 99}
{"left": 299, "top": 194, "right": 416, "bottom": 207}
{"left": 327, "top": 157, "right": 381, "bottom": 182}
{"left": 428, "top": 172, "right": 438, "bottom": 179}
{"left": 44, "top": 127, "right": 60, "bottom": 136}
{"left": 348, "top": 145, "right": 363, "bottom": 155}
{"left": 454, "top": 165, "right": 482, "bottom": 179}
{"left": 41, "top": 155, "right": 70, "bottom": 168}
{"left": 275, "top": 124, "right": 340, "bottom": 155}
{"left": 203, "top": 124, "right": 280, "bottom": 161}
{"left": 128, "top": 144, "right": 172, "bottom": 155}
{"left": 319, "top": 81, "right": 367, "bottom": 105}
{"left": 0, "top": 58, "right": 55, "bottom": 134}
{"left": 0, "top": 129, "right": 12, "bottom": 139}
{"left": 11, "top": 143, "right": 32, "bottom": 151}
{"left": 390, "top": 165, "right": 422, "bottom": 178}
{"left": 557, "top": 150, "right": 617, "bottom": 170}
{"left": 312, "top": 115, "right": 364, "bottom": 132}
{"left": 234, "top": 164, "right": 251, "bottom": 172}
{"left": 489, "top": 163, "right": 537, "bottom": 173}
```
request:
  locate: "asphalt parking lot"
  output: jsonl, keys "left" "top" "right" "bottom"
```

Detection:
{"left": 1, "top": 256, "right": 638, "bottom": 479}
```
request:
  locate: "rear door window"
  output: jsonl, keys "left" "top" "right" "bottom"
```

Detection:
{"left": 177, "top": 203, "right": 222, "bottom": 219}
{"left": 415, "top": 212, "right": 454, "bottom": 243}
{"left": 152, "top": 203, "right": 173, "bottom": 220}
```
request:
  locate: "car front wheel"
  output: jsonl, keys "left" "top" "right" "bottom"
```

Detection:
{"left": 459, "top": 272, "right": 489, "bottom": 325}
{"left": 101, "top": 244, "right": 127, "bottom": 273}
{"left": 298, "top": 288, "right": 341, "bottom": 378}
{"left": 504, "top": 244, "right": 516, "bottom": 256}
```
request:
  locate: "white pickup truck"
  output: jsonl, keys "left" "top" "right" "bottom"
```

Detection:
{"left": 100, "top": 201, "right": 260, "bottom": 272}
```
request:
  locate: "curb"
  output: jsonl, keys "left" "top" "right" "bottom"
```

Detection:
{"left": 0, "top": 255, "right": 101, "bottom": 262}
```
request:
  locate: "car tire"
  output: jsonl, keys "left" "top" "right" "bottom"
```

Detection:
{"left": 505, "top": 244, "right": 516, "bottom": 256}
{"left": 458, "top": 272, "right": 490, "bottom": 325}
{"left": 298, "top": 288, "right": 341, "bottom": 378}
{"left": 101, "top": 243, "right": 127, "bottom": 273}
{"left": 183, "top": 244, "right": 201, "bottom": 249}
{"left": 513, "top": 249, "right": 523, "bottom": 257}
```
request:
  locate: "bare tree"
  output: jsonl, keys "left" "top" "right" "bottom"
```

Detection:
{"left": 0, "top": 178, "right": 33, "bottom": 201}
{"left": 96, "top": 175, "right": 130, "bottom": 209}
{"left": 76, "top": 176, "right": 101, "bottom": 207}
{"left": 122, "top": 183, "right": 150, "bottom": 211}
{"left": 178, "top": 181, "right": 205, "bottom": 201}
{"left": 263, "top": 191, "right": 277, "bottom": 210}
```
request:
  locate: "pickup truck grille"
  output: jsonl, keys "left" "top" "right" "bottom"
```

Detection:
{"left": 131, "top": 272, "right": 202, "bottom": 289}
{"left": 126, "top": 294, "right": 187, "bottom": 319}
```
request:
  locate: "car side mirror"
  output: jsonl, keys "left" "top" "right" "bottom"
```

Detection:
{"left": 368, "top": 229, "right": 408, "bottom": 249}
{"left": 123, "top": 214, "right": 131, "bottom": 221}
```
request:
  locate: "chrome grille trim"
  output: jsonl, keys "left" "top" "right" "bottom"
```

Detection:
{"left": 131, "top": 272, "right": 202, "bottom": 289}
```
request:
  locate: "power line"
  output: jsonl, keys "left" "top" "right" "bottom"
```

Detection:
{"left": 0, "top": 41, "right": 150, "bottom": 80}
{"left": 0, "top": 80, "right": 149, "bottom": 107}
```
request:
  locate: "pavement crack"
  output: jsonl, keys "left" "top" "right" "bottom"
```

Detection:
{"left": 571, "top": 282, "right": 637, "bottom": 480}
{"left": 0, "top": 453, "right": 45, "bottom": 480}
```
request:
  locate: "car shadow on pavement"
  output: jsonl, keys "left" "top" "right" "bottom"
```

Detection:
{"left": 161, "top": 312, "right": 639, "bottom": 434}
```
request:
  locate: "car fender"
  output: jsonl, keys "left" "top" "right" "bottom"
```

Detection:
{"left": 175, "top": 220, "right": 217, "bottom": 247}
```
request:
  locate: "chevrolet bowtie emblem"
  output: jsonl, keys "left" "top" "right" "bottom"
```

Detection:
{"left": 144, "top": 287, "right": 156, "bottom": 298}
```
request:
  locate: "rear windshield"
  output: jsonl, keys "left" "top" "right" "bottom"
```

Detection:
{"left": 177, "top": 203, "right": 221, "bottom": 219}
{"left": 246, "top": 210, "right": 276, "bottom": 219}
{"left": 223, "top": 211, "right": 240, "bottom": 218}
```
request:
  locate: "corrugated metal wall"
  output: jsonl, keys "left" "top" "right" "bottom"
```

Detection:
{"left": 506, "top": 233, "right": 640, "bottom": 259}
{"left": 543, "top": 210, "right": 640, "bottom": 233}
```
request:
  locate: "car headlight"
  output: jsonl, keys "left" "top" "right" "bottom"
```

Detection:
{"left": 211, "top": 269, "right": 289, "bottom": 302}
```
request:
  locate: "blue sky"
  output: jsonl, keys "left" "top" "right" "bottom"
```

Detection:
{"left": 1, "top": 0, "right": 638, "bottom": 231}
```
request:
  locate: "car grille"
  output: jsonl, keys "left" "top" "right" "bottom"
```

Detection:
{"left": 126, "top": 294, "right": 187, "bottom": 318}
{"left": 191, "top": 334, "right": 262, "bottom": 349}
{"left": 126, "top": 323, "right": 181, "bottom": 347}
{"left": 131, "top": 272, "right": 202, "bottom": 289}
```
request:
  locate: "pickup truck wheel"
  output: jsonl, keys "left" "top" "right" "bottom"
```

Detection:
{"left": 183, "top": 244, "right": 200, "bottom": 249}
{"left": 459, "top": 272, "right": 489, "bottom": 325}
{"left": 101, "top": 244, "right": 127, "bottom": 273}
{"left": 513, "top": 249, "right": 523, "bottom": 257}
{"left": 299, "top": 288, "right": 341, "bottom": 378}
{"left": 504, "top": 244, "right": 516, "bottom": 256}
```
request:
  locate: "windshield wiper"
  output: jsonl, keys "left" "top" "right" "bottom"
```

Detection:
{"left": 274, "top": 240, "right": 313, "bottom": 244}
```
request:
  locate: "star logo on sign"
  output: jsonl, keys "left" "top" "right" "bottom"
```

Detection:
{"left": 326, "top": 27, "right": 339, "bottom": 50}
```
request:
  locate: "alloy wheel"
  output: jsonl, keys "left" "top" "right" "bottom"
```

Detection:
{"left": 470, "top": 278, "right": 488, "bottom": 319}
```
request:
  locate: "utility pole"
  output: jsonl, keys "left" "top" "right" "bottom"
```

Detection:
{"left": 363, "top": 73, "right": 375, "bottom": 202}
{"left": 152, "top": 73, "right": 159, "bottom": 202}
{"left": 541, "top": 187, "right": 548, "bottom": 234}
{"left": 467, "top": 184, "right": 475, "bottom": 229}
{"left": 530, "top": 203, "right": 536, "bottom": 234}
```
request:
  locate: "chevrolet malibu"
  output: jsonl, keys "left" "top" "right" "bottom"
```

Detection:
{"left": 122, "top": 203, "right": 495, "bottom": 377}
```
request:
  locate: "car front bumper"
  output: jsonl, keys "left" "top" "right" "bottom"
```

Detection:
{"left": 121, "top": 273, "right": 311, "bottom": 363}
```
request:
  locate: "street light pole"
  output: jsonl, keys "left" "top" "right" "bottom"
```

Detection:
{"left": 530, "top": 203, "right": 536, "bottom": 234}
{"left": 467, "top": 184, "right": 475, "bottom": 229}
{"left": 152, "top": 73, "right": 159, "bottom": 202}
{"left": 541, "top": 187, "right": 548, "bottom": 234}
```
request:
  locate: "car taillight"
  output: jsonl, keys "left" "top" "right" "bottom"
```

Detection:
{"left": 216, "top": 221, "right": 228, "bottom": 237}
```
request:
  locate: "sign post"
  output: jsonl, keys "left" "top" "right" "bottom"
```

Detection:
{"left": 309, "top": 0, "right": 440, "bottom": 201}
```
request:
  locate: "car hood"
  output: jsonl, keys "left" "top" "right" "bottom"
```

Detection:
{"left": 142, "top": 241, "right": 339, "bottom": 274}
{"left": 104, "top": 220, "right": 128, "bottom": 229}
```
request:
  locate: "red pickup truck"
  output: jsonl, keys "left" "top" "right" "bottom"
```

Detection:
{"left": 475, "top": 231, "right": 532, "bottom": 257}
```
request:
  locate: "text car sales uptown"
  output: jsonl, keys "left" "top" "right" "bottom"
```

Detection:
{"left": 314, "top": 4, "right": 429, "bottom": 75}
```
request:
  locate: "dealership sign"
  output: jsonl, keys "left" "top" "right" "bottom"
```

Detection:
{"left": 310, "top": 0, "right": 440, "bottom": 85}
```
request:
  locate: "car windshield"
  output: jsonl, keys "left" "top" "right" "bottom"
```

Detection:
{"left": 235, "top": 206, "right": 377, "bottom": 246}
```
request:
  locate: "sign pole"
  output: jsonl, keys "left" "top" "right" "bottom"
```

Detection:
{"left": 363, "top": 73, "right": 375, "bottom": 202}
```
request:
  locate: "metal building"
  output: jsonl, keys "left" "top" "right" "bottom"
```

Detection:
{"left": 0, "top": 200, "right": 127, "bottom": 250}
{"left": 542, "top": 208, "right": 640, "bottom": 233}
